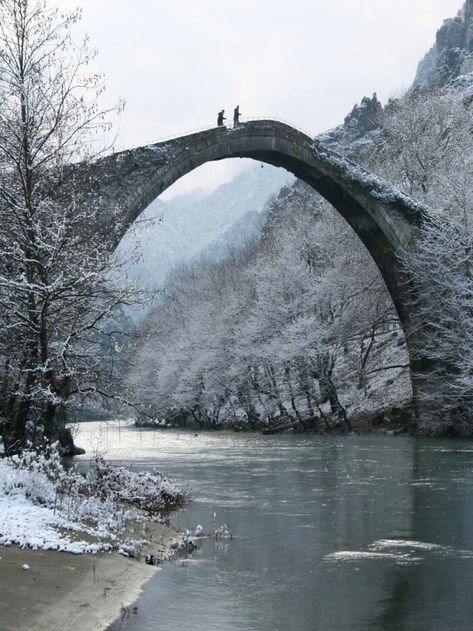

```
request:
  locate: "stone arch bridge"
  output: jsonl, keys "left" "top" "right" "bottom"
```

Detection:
{"left": 77, "top": 119, "right": 428, "bottom": 420}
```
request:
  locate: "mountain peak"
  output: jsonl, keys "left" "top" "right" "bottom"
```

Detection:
{"left": 414, "top": 1, "right": 473, "bottom": 89}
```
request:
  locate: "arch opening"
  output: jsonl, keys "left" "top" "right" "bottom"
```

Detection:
{"left": 87, "top": 120, "right": 425, "bottom": 420}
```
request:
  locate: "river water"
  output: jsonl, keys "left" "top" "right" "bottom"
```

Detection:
{"left": 75, "top": 422, "right": 473, "bottom": 631}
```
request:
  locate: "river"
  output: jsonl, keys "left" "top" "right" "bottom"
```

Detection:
{"left": 75, "top": 421, "right": 473, "bottom": 631}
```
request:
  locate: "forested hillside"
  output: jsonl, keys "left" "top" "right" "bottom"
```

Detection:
{"left": 116, "top": 164, "right": 292, "bottom": 320}
{"left": 125, "top": 2, "right": 473, "bottom": 435}
{"left": 128, "top": 182, "right": 410, "bottom": 431}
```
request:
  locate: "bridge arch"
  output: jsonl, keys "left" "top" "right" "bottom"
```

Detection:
{"left": 85, "top": 119, "right": 428, "bottom": 419}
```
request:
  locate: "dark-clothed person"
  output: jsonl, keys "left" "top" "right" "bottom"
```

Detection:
{"left": 233, "top": 105, "right": 241, "bottom": 127}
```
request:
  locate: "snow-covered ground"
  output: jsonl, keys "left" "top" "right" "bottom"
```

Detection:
{"left": 0, "top": 448, "right": 185, "bottom": 554}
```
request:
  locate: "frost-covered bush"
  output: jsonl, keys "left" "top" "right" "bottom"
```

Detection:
{"left": 0, "top": 446, "right": 186, "bottom": 552}
{"left": 8, "top": 443, "right": 69, "bottom": 484}
{"left": 89, "top": 457, "right": 186, "bottom": 513}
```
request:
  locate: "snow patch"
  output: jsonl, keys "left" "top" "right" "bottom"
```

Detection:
{"left": 0, "top": 448, "right": 185, "bottom": 554}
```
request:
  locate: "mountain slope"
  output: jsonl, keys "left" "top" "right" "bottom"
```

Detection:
{"left": 117, "top": 164, "right": 293, "bottom": 299}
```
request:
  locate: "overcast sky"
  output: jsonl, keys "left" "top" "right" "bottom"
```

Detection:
{"left": 61, "top": 0, "right": 463, "bottom": 198}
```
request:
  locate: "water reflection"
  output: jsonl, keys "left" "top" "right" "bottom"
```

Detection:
{"left": 75, "top": 423, "right": 473, "bottom": 631}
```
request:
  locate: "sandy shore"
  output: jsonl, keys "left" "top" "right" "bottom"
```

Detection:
{"left": 0, "top": 521, "right": 177, "bottom": 631}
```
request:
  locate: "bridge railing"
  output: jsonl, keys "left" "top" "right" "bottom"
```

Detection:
{"left": 113, "top": 123, "right": 219, "bottom": 152}
{"left": 236, "top": 116, "right": 371, "bottom": 175}
{"left": 237, "top": 116, "right": 318, "bottom": 140}
{"left": 113, "top": 116, "right": 319, "bottom": 153}
{"left": 111, "top": 116, "right": 370, "bottom": 177}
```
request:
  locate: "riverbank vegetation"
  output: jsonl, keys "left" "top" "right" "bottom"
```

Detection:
{"left": 0, "top": 444, "right": 186, "bottom": 553}
{"left": 375, "top": 90, "right": 473, "bottom": 434}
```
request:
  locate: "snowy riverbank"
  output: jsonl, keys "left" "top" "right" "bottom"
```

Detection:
{"left": 0, "top": 447, "right": 190, "bottom": 630}
{"left": 0, "top": 446, "right": 186, "bottom": 553}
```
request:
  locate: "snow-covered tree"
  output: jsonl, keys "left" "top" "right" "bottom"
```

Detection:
{"left": 370, "top": 87, "right": 473, "bottom": 432}
{"left": 127, "top": 181, "right": 410, "bottom": 431}
{"left": 0, "top": 0, "right": 135, "bottom": 454}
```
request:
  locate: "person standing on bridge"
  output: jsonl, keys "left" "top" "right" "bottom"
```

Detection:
{"left": 233, "top": 105, "right": 241, "bottom": 127}
{"left": 217, "top": 110, "right": 226, "bottom": 126}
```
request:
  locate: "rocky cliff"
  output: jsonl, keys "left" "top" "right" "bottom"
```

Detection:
{"left": 319, "top": 2, "right": 473, "bottom": 156}
{"left": 414, "top": 0, "right": 473, "bottom": 89}
{"left": 317, "top": 93, "right": 383, "bottom": 157}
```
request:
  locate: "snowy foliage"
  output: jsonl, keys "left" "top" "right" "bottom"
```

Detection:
{"left": 0, "top": 445, "right": 185, "bottom": 552}
{"left": 368, "top": 88, "right": 473, "bottom": 432}
{"left": 127, "top": 181, "right": 411, "bottom": 431}
{"left": 317, "top": 79, "right": 473, "bottom": 433}
{"left": 126, "top": 69, "right": 473, "bottom": 434}
{"left": 89, "top": 457, "right": 186, "bottom": 514}
{"left": 0, "top": 0, "right": 142, "bottom": 454}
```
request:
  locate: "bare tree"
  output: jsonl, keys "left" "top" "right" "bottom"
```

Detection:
{"left": 0, "top": 0, "right": 138, "bottom": 454}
